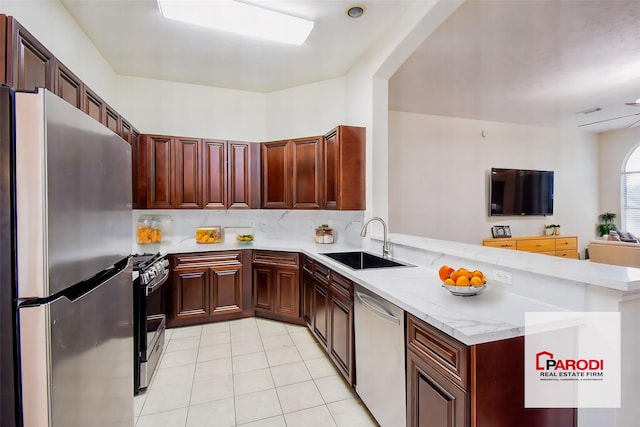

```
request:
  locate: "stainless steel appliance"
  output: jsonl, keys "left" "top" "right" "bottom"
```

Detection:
{"left": 132, "top": 253, "right": 169, "bottom": 394}
{"left": 0, "top": 86, "right": 133, "bottom": 427}
{"left": 354, "top": 284, "right": 406, "bottom": 427}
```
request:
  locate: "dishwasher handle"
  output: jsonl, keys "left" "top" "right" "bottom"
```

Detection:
{"left": 355, "top": 291, "right": 401, "bottom": 325}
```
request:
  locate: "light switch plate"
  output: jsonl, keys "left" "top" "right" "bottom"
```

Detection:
{"left": 493, "top": 269, "right": 513, "bottom": 285}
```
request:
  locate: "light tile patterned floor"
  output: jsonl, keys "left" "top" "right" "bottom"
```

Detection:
{"left": 134, "top": 318, "right": 379, "bottom": 427}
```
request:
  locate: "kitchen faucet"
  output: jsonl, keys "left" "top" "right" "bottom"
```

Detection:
{"left": 360, "top": 217, "right": 390, "bottom": 258}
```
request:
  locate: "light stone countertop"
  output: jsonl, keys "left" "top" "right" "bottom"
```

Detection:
{"left": 155, "top": 236, "right": 594, "bottom": 346}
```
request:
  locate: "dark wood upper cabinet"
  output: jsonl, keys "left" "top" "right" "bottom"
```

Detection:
{"left": 139, "top": 134, "right": 174, "bottom": 209}
{"left": 53, "top": 61, "right": 83, "bottom": 109}
{"left": 202, "top": 139, "right": 227, "bottom": 209}
{"left": 291, "top": 136, "right": 322, "bottom": 209}
{"left": 175, "top": 137, "right": 202, "bottom": 209}
{"left": 82, "top": 86, "right": 105, "bottom": 124}
{"left": 4, "top": 16, "right": 54, "bottom": 92}
{"left": 104, "top": 104, "right": 121, "bottom": 135}
{"left": 261, "top": 140, "right": 291, "bottom": 209}
{"left": 228, "top": 141, "right": 260, "bottom": 209}
{"left": 323, "top": 125, "right": 365, "bottom": 210}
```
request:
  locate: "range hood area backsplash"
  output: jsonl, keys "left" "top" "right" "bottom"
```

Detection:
{"left": 132, "top": 209, "right": 365, "bottom": 253}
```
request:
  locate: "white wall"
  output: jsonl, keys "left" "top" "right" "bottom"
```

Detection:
{"left": 388, "top": 111, "right": 600, "bottom": 254}
{"left": 0, "top": 0, "right": 119, "bottom": 108}
{"left": 598, "top": 127, "right": 640, "bottom": 229}
{"left": 116, "top": 76, "right": 267, "bottom": 141}
{"left": 265, "top": 77, "right": 347, "bottom": 140}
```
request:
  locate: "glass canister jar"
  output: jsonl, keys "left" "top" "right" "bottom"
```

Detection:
{"left": 150, "top": 217, "right": 162, "bottom": 243}
{"left": 315, "top": 224, "right": 334, "bottom": 244}
{"left": 136, "top": 218, "right": 152, "bottom": 244}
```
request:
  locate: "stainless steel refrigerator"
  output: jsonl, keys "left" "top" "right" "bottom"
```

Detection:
{"left": 0, "top": 86, "right": 133, "bottom": 427}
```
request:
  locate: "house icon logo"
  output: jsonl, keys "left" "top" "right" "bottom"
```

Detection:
{"left": 536, "top": 351, "right": 554, "bottom": 370}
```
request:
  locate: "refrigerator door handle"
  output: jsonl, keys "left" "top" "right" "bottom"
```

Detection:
{"left": 18, "top": 257, "right": 130, "bottom": 308}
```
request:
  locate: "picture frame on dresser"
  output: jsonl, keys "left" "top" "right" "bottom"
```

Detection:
{"left": 491, "top": 225, "right": 511, "bottom": 238}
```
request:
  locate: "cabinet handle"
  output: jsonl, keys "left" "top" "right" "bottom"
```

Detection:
{"left": 356, "top": 291, "right": 400, "bottom": 325}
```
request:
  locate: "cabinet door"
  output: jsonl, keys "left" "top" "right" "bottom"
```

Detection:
{"left": 253, "top": 266, "right": 273, "bottom": 311}
{"left": 202, "top": 139, "right": 227, "bottom": 209}
{"left": 104, "top": 104, "right": 120, "bottom": 135}
{"left": 302, "top": 272, "right": 314, "bottom": 327}
{"left": 146, "top": 135, "right": 174, "bottom": 209}
{"left": 130, "top": 128, "right": 142, "bottom": 209}
{"left": 323, "top": 130, "right": 340, "bottom": 210}
{"left": 54, "top": 61, "right": 82, "bottom": 109}
{"left": 210, "top": 264, "right": 243, "bottom": 316}
{"left": 312, "top": 282, "right": 329, "bottom": 347}
{"left": 329, "top": 289, "right": 353, "bottom": 384}
{"left": 407, "top": 349, "right": 469, "bottom": 427}
{"left": 291, "top": 136, "right": 322, "bottom": 209}
{"left": 170, "top": 268, "right": 209, "bottom": 327}
{"left": 227, "top": 141, "right": 257, "bottom": 209}
{"left": 82, "top": 86, "right": 105, "bottom": 124}
{"left": 7, "top": 17, "right": 54, "bottom": 91}
{"left": 261, "top": 140, "right": 290, "bottom": 208}
{"left": 323, "top": 126, "right": 365, "bottom": 210}
{"left": 175, "top": 137, "right": 201, "bottom": 208}
{"left": 274, "top": 268, "right": 300, "bottom": 318}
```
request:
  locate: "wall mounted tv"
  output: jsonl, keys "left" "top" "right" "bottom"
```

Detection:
{"left": 489, "top": 168, "right": 554, "bottom": 216}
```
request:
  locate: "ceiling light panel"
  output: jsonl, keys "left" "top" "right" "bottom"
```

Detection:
{"left": 157, "top": 0, "right": 314, "bottom": 45}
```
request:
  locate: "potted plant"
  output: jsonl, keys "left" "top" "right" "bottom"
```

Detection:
{"left": 544, "top": 224, "right": 555, "bottom": 236}
{"left": 597, "top": 212, "right": 617, "bottom": 237}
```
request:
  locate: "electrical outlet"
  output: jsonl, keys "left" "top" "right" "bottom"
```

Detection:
{"left": 493, "top": 269, "right": 513, "bottom": 286}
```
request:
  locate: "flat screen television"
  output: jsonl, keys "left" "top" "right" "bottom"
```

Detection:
{"left": 489, "top": 168, "right": 554, "bottom": 216}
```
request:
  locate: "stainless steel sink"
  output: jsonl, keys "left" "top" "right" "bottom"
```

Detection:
{"left": 321, "top": 251, "right": 410, "bottom": 270}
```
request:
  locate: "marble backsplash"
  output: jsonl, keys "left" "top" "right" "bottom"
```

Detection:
{"left": 133, "top": 209, "right": 365, "bottom": 253}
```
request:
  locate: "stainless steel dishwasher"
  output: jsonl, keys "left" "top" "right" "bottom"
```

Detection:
{"left": 354, "top": 284, "right": 406, "bottom": 427}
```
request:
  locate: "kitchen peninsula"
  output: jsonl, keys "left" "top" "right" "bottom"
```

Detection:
{"left": 141, "top": 222, "right": 640, "bottom": 427}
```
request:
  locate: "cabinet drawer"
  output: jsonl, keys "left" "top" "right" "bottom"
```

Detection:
{"left": 173, "top": 251, "right": 242, "bottom": 268}
{"left": 253, "top": 250, "right": 299, "bottom": 268}
{"left": 516, "top": 239, "right": 555, "bottom": 253}
{"left": 556, "top": 250, "right": 578, "bottom": 259}
{"left": 555, "top": 237, "right": 577, "bottom": 250}
{"left": 314, "top": 262, "right": 330, "bottom": 284}
{"left": 330, "top": 272, "right": 352, "bottom": 298}
{"left": 302, "top": 256, "right": 314, "bottom": 274}
{"left": 407, "top": 314, "right": 469, "bottom": 390}
{"left": 483, "top": 239, "right": 516, "bottom": 249}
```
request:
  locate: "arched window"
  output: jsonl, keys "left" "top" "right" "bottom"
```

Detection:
{"left": 622, "top": 145, "right": 640, "bottom": 235}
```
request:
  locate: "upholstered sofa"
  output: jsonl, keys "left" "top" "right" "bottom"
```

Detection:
{"left": 588, "top": 240, "right": 640, "bottom": 267}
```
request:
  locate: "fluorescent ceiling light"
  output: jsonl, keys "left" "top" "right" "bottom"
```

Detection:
{"left": 157, "top": 0, "right": 314, "bottom": 45}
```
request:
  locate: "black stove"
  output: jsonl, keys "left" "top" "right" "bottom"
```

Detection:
{"left": 132, "top": 253, "right": 168, "bottom": 394}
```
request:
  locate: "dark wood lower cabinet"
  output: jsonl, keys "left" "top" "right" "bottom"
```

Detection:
{"left": 312, "top": 281, "right": 329, "bottom": 347}
{"left": 252, "top": 251, "right": 303, "bottom": 324}
{"left": 303, "top": 257, "right": 354, "bottom": 386}
{"left": 329, "top": 287, "right": 353, "bottom": 384}
{"left": 407, "top": 348, "right": 469, "bottom": 427}
{"left": 167, "top": 251, "right": 252, "bottom": 328}
{"left": 407, "top": 314, "right": 576, "bottom": 427}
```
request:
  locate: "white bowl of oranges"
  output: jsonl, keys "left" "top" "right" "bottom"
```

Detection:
{"left": 438, "top": 265, "right": 487, "bottom": 296}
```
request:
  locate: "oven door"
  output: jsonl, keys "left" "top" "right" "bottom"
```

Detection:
{"left": 139, "top": 269, "right": 168, "bottom": 389}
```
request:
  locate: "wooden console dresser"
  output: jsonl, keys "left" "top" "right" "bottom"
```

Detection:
{"left": 482, "top": 235, "right": 579, "bottom": 259}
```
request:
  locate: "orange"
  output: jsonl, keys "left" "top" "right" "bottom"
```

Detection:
{"left": 438, "top": 265, "right": 454, "bottom": 282}
{"left": 482, "top": 275, "right": 487, "bottom": 284}
{"left": 458, "top": 268, "right": 472, "bottom": 279}
{"left": 443, "top": 278, "right": 455, "bottom": 286}
{"left": 470, "top": 276, "right": 483, "bottom": 286}
{"left": 450, "top": 270, "right": 461, "bottom": 282}
{"left": 472, "top": 270, "right": 484, "bottom": 278}
{"left": 455, "top": 276, "right": 470, "bottom": 286}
